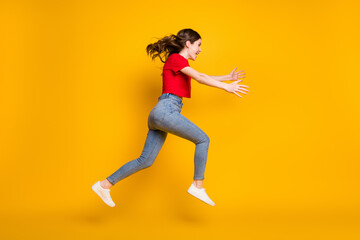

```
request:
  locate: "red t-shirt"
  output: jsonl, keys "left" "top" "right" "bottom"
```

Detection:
{"left": 162, "top": 53, "right": 191, "bottom": 98}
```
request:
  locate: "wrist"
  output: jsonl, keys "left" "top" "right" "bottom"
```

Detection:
{"left": 221, "top": 82, "right": 228, "bottom": 90}
{"left": 226, "top": 74, "right": 231, "bottom": 80}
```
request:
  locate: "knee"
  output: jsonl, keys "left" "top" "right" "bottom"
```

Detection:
{"left": 137, "top": 156, "right": 155, "bottom": 169}
{"left": 198, "top": 133, "right": 210, "bottom": 144}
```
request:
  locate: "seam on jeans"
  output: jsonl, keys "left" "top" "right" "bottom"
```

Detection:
{"left": 159, "top": 100, "right": 170, "bottom": 122}
{"left": 144, "top": 130, "right": 162, "bottom": 166}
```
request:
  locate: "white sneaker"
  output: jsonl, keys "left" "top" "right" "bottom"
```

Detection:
{"left": 187, "top": 182, "right": 215, "bottom": 206}
{"left": 91, "top": 181, "right": 115, "bottom": 207}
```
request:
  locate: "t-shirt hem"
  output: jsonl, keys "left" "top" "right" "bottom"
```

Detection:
{"left": 162, "top": 90, "right": 191, "bottom": 98}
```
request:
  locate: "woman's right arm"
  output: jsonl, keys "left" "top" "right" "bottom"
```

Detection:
{"left": 180, "top": 67, "right": 249, "bottom": 98}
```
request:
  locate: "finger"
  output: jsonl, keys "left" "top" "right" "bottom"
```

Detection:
{"left": 233, "top": 91, "right": 242, "bottom": 97}
{"left": 237, "top": 90, "right": 247, "bottom": 94}
{"left": 236, "top": 86, "right": 247, "bottom": 91}
{"left": 238, "top": 85, "right": 249, "bottom": 88}
{"left": 238, "top": 87, "right": 249, "bottom": 92}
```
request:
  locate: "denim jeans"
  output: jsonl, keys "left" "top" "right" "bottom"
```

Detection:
{"left": 106, "top": 93, "right": 210, "bottom": 185}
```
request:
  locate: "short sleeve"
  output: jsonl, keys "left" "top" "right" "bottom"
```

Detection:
{"left": 169, "top": 54, "right": 190, "bottom": 74}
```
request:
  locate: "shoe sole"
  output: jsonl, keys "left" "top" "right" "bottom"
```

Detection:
{"left": 187, "top": 187, "right": 215, "bottom": 206}
{"left": 92, "top": 182, "right": 115, "bottom": 207}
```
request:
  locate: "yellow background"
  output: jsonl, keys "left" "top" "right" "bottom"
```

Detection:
{"left": 1, "top": 0, "right": 359, "bottom": 239}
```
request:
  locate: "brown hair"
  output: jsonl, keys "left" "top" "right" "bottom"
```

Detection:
{"left": 146, "top": 28, "right": 201, "bottom": 63}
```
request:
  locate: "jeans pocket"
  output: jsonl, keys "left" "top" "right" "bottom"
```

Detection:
{"left": 168, "top": 101, "right": 181, "bottom": 114}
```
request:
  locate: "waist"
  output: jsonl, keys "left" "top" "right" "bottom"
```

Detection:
{"left": 174, "top": 94, "right": 183, "bottom": 99}
{"left": 158, "top": 93, "right": 183, "bottom": 105}
{"left": 160, "top": 92, "right": 183, "bottom": 99}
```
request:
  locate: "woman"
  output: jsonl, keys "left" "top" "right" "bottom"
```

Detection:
{"left": 92, "top": 28, "right": 249, "bottom": 207}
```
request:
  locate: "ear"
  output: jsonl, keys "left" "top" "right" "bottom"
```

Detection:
{"left": 185, "top": 40, "right": 191, "bottom": 48}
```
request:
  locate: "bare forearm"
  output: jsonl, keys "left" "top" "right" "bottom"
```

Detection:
{"left": 197, "top": 74, "right": 228, "bottom": 90}
{"left": 208, "top": 74, "right": 230, "bottom": 81}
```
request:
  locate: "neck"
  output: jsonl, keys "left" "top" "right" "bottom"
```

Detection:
{"left": 178, "top": 51, "right": 189, "bottom": 59}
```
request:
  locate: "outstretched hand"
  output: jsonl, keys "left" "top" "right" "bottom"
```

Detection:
{"left": 224, "top": 79, "right": 249, "bottom": 98}
{"left": 228, "top": 67, "right": 246, "bottom": 81}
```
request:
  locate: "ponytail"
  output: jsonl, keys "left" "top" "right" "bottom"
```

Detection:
{"left": 146, "top": 28, "right": 201, "bottom": 63}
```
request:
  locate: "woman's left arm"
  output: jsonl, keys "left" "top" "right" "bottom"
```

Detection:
{"left": 209, "top": 67, "right": 246, "bottom": 81}
{"left": 208, "top": 75, "right": 230, "bottom": 81}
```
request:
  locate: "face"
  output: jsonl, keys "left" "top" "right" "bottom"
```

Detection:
{"left": 187, "top": 38, "right": 202, "bottom": 61}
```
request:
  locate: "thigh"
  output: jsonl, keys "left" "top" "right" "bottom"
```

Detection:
{"left": 140, "top": 128, "right": 168, "bottom": 159}
{"left": 158, "top": 110, "right": 209, "bottom": 144}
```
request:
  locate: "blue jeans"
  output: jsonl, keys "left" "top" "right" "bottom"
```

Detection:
{"left": 106, "top": 93, "right": 210, "bottom": 185}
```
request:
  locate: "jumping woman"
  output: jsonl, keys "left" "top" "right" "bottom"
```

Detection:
{"left": 92, "top": 28, "right": 249, "bottom": 207}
